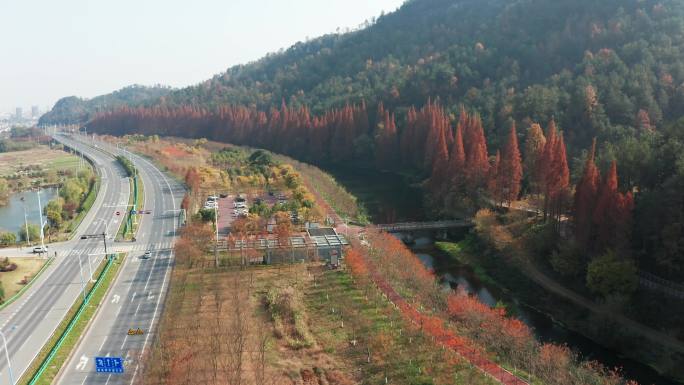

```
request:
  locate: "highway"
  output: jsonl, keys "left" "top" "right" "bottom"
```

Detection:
{"left": 54, "top": 137, "right": 184, "bottom": 384}
{"left": 0, "top": 134, "right": 130, "bottom": 385}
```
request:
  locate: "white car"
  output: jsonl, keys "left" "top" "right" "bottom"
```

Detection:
{"left": 32, "top": 246, "right": 48, "bottom": 254}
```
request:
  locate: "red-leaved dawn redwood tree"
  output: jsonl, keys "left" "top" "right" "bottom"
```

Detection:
{"left": 499, "top": 122, "right": 523, "bottom": 205}
{"left": 573, "top": 138, "right": 601, "bottom": 250}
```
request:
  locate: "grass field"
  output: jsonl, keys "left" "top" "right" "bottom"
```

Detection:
{"left": 0, "top": 146, "right": 81, "bottom": 177}
{"left": 0, "top": 258, "right": 47, "bottom": 298}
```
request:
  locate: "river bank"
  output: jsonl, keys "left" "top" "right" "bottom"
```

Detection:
{"left": 431, "top": 239, "right": 680, "bottom": 385}
{"left": 0, "top": 187, "right": 58, "bottom": 241}
{"left": 0, "top": 168, "right": 98, "bottom": 246}
{"left": 324, "top": 165, "right": 680, "bottom": 385}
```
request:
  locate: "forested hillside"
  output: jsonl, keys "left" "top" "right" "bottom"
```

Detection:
{"left": 39, "top": 84, "right": 171, "bottom": 125}
{"left": 157, "top": 0, "right": 684, "bottom": 150}
{"left": 80, "top": 0, "right": 684, "bottom": 281}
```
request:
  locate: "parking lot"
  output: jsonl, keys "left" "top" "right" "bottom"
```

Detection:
{"left": 216, "top": 195, "right": 241, "bottom": 236}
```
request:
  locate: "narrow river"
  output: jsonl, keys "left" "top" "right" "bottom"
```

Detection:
{"left": 326, "top": 164, "right": 676, "bottom": 385}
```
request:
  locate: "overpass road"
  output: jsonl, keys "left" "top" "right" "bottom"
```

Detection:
{"left": 0, "top": 134, "right": 130, "bottom": 385}
{"left": 54, "top": 136, "right": 184, "bottom": 384}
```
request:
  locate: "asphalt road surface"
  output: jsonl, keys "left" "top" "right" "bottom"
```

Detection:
{"left": 54, "top": 137, "right": 184, "bottom": 385}
{"left": 0, "top": 134, "right": 130, "bottom": 385}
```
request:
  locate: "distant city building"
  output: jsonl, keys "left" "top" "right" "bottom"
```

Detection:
{"left": 15, "top": 107, "right": 22, "bottom": 120}
{"left": 31, "top": 105, "right": 39, "bottom": 118}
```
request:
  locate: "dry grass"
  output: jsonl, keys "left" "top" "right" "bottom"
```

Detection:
{"left": 0, "top": 146, "right": 80, "bottom": 177}
{"left": 0, "top": 257, "right": 46, "bottom": 297}
{"left": 140, "top": 255, "right": 494, "bottom": 385}
{"left": 140, "top": 263, "right": 357, "bottom": 385}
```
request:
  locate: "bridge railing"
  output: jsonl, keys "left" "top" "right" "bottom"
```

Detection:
{"left": 639, "top": 271, "right": 684, "bottom": 299}
{"left": 377, "top": 219, "right": 474, "bottom": 232}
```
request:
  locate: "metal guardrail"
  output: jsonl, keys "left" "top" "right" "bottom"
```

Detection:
{"left": 27, "top": 256, "right": 116, "bottom": 385}
{"left": 376, "top": 219, "right": 474, "bottom": 232}
{"left": 639, "top": 271, "right": 684, "bottom": 299}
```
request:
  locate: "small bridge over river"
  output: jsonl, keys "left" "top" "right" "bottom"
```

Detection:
{"left": 376, "top": 219, "right": 474, "bottom": 232}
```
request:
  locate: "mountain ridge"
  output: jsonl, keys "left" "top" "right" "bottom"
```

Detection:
{"left": 39, "top": 84, "right": 172, "bottom": 126}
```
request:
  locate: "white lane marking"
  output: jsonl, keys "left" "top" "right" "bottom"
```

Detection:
{"left": 131, "top": 363, "right": 140, "bottom": 384}
{"left": 131, "top": 292, "right": 136, "bottom": 301}
{"left": 76, "top": 355, "right": 88, "bottom": 371}
{"left": 147, "top": 292, "right": 154, "bottom": 301}
{"left": 120, "top": 151, "right": 179, "bottom": 385}
{"left": 120, "top": 335, "right": 128, "bottom": 350}
{"left": 0, "top": 291, "right": 36, "bottom": 329}
{"left": 132, "top": 155, "right": 178, "bottom": 385}
{"left": 111, "top": 294, "right": 120, "bottom": 304}
{"left": 142, "top": 252, "right": 158, "bottom": 292}
{"left": 98, "top": 336, "right": 108, "bottom": 351}
{"left": 134, "top": 303, "right": 141, "bottom": 316}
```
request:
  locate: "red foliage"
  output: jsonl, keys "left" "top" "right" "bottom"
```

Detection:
{"left": 180, "top": 194, "right": 191, "bottom": 211}
{"left": 345, "top": 231, "right": 529, "bottom": 385}
{"left": 375, "top": 108, "right": 399, "bottom": 169}
{"left": 499, "top": 122, "right": 523, "bottom": 203}
{"left": 537, "top": 121, "right": 569, "bottom": 220}
{"left": 448, "top": 118, "right": 466, "bottom": 178}
{"left": 593, "top": 161, "right": 634, "bottom": 251}
{"left": 573, "top": 138, "right": 601, "bottom": 249}
{"left": 184, "top": 167, "right": 201, "bottom": 193}
{"left": 463, "top": 112, "right": 490, "bottom": 189}
{"left": 345, "top": 248, "right": 368, "bottom": 278}
{"left": 427, "top": 118, "right": 451, "bottom": 200}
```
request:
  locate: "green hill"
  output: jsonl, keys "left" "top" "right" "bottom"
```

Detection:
{"left": 39, "top": 84, "right": 171, "bottom": 126}
{"left": 51, "top": 0, "right": 684, "bottom": 283}
{"left": 158, "top": 0, "right": 683, "bottom": 149}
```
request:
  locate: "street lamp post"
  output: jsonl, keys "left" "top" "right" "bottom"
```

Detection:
{"left": 77, "top": 252, "right": 86, "bottom": 300}
{"left": 36, "top": 191, "right": 46, "bottom": 255}
{"left": 214, "top": 192, "right": 219, "bottom": 267}
{"left": 0, "top": 330, "right": 14, "bottom": 385}
{"left": 21, "top": 197, "right": 30, "bottom": 247}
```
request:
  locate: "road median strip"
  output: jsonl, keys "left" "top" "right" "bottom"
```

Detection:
{"left": 115, "top": 154, "right": 145, "bottom": 240}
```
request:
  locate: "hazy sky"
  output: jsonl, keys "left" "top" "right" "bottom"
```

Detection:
{"left": 0, "top": 0, "right": 405, "bottom": 114}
